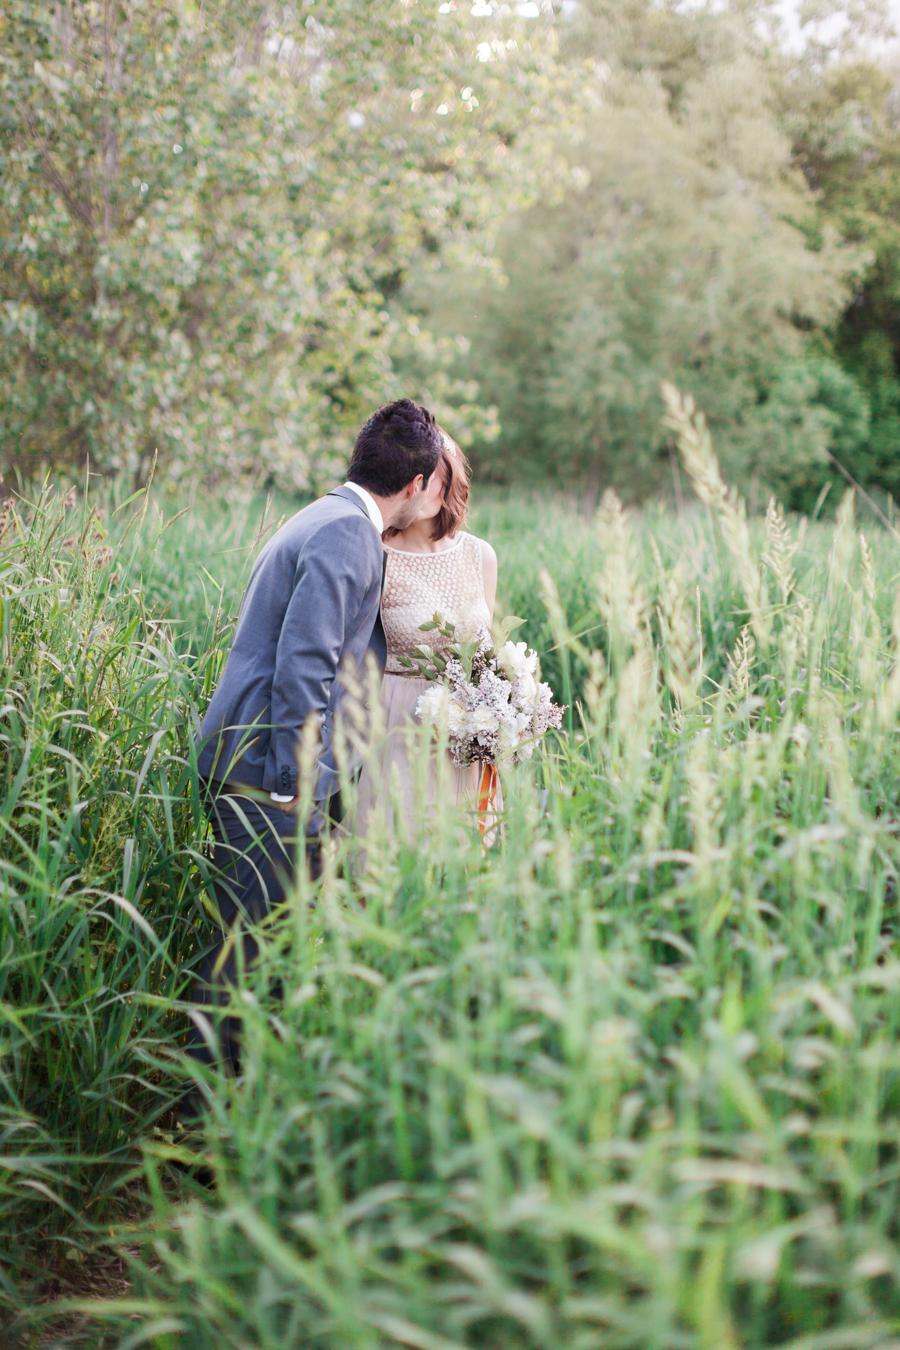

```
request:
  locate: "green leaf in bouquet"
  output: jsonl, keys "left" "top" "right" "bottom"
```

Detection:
{"left": 447, "top": 637, "right": 480, "bottom": 679}
{"left": 419, "top": 612, "right": 455, "bottom": 638}
{"left": 492, "top": 614, "right": 527, "bottom": 648}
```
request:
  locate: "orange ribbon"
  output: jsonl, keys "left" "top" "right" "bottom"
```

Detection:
{"left": 477, "top": 762, "right": 499, "bottom": 836}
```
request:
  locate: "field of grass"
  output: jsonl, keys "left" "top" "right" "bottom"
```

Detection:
{"left": 6, "top": 393, "right": 900, "bottom": 1347}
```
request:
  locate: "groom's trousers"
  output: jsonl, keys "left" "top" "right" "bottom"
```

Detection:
{"left": 185, "top": 783, "right": 314, "bottom": 1085}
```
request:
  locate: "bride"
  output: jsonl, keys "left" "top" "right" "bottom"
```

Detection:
{"left": 354, "top": 430, "right": 501, "bottom": 843}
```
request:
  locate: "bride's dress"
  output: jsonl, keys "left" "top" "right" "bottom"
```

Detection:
{"left": 354, "top": 531, "right": 501, "bottom": 843}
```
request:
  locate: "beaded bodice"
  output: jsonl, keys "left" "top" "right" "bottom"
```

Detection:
{"left": 382, "top": 532, "right": 490, "bottom": 674}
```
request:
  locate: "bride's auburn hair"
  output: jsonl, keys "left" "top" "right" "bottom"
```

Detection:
{"left": 432, "top": 431, "right": 471, "bottom": 540}
{"left": 384, "top": 429, "right": 471, "bottom": 541}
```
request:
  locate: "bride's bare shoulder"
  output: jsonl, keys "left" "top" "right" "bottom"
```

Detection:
{"left": 460, "top": 531, "right": 497, "bottom": 566}
{"left": 470, "top": 534, "right": 497, "bottom": 580}
{"left": 470, "top": 536, "right": 498, "bottom": 615}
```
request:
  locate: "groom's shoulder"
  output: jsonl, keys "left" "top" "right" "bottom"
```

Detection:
{"left": 260, "top": 490, "right": 380, "bottom": 565}
{"left": 288, "top": 490, "right": 375, "bottom": 544}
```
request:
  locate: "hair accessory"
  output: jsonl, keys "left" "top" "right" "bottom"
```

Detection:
{"left": 440, "top": 430, "right": 457, "bottom": 456}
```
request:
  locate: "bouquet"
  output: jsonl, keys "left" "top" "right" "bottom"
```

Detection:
{"left": 397, "top": 614, "right": 565, "bottom": 768}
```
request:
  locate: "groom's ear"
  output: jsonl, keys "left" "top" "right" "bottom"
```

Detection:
{"left": 406, "top": 473, "right": 424, "bottom": 498}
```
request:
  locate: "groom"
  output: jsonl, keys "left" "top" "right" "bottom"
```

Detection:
{"left": 188, "top": 398, "right": 443, "bottom": 1081}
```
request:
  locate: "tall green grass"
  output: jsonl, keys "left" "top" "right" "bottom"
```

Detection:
{"left": 0, "top": 485, "right": 231, "bottom": 1308}
{"left": 8, "top": 403, "right": 900, "bottom": 1347}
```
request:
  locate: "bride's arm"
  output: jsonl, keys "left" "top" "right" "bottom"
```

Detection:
{"left": 479, "top": 538, "right": 498, "bottom": 619}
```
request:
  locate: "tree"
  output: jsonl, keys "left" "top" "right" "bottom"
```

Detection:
{"left": 0, "top": 0, "right": 554, "bottom": 490}
{"left": 780, "top": 53, "right": 900, "bottom": 502}
{"left": 405, "top": 1, "right": 867, "bottom": 498}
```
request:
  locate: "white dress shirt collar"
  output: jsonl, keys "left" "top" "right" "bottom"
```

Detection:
{"left": 342, "top": 481, "right": 384, "bottom": 535}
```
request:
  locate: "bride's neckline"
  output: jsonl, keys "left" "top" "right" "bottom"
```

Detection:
{"left": 382, "top": 532, "right": 466, "bottom": 557}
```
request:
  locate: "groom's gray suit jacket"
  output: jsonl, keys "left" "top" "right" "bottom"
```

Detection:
{"left": 196, "top": 487, "right": 386, "bottom": 800}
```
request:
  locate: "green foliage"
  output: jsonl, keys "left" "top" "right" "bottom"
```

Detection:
{"left": 0, "top": 486, "right": 224, "bottom": 1296}
{"left": 409, "top": 2, "right": 867, "bottom": 499}
{"left": 0, "top": 0, "right": 551, "bottom": 489}
{"left": 754, "top": 354, "right": 871, "bottom": 504}
{"left": 774, "top": 52, "right": 900, "bottom": 501}
{"left": 10, "top": 0, "right": 900, "bottom": 503}
{"left": 9, "top": 404, "right": 900, "bottom": 1343}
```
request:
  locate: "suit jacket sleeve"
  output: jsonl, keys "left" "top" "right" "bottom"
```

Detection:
{"left": 268, "top": 515, "right": 379, "bottom": 796}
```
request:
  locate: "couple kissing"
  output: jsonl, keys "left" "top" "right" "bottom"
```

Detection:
{"left": 187, "top": 398, "right": 500, "bottom": 1090}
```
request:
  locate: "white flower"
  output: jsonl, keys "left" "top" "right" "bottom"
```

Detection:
{"left": 467, "top": 704, "right": 499, "bottom": 736}
{"left": 497, "top": 640, "right": 537, "bottom": 682}
{"left": 447, "top": 698, "right": 467, "bottom": 735}
{"left": 416, "top": 684, "right": 449, "bottom": 725}
{"left": 516, "top": 672, "right": 538, "bottom": 706}
{"left": 498, "top": 722, "right": 518, "bottom": 761}
{"left": 497, "top": 704, "right": 518, "bottom": 731}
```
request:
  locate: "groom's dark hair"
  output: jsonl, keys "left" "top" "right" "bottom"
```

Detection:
{"left": 348, "top": 399, "right": 442, "bottom": 497}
